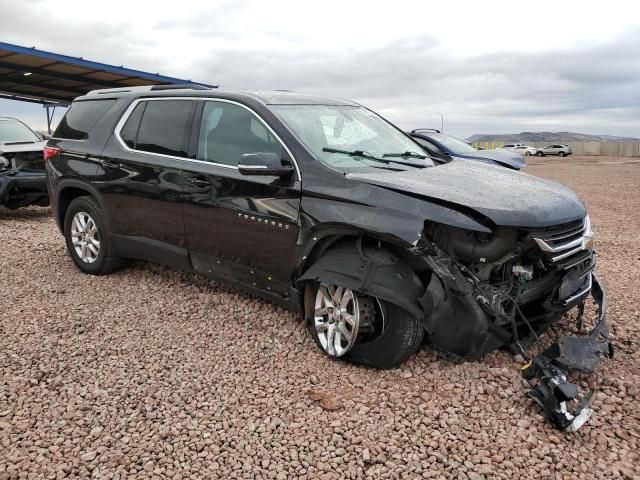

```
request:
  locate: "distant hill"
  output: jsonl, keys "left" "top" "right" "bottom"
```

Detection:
{"left": 466, "top": 132, "right": 640, "bottom": 143}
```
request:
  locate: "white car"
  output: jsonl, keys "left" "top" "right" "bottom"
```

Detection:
{"left": 510, "top": 145, "right": 539, "bottom": 156}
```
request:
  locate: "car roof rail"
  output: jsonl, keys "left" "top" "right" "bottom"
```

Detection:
{"left": 84, "top": 84, "right": 214, "bottom": 97}
{"left": 411, "top": 128, "right": 441, "bottom": 134}
{"left": 149, "top": 83, "right": 214, "bottom": 91}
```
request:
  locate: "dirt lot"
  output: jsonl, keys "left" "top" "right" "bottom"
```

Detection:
{"left": 1, "top": 156, "right": 638, "bottom": 479}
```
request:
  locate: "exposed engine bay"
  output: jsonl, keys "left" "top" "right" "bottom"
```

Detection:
{"left": 0, "top": 146, "right": 49, "bottom": 209}
{"left": 415, "top": 216, "right": 612, "bottom": 431}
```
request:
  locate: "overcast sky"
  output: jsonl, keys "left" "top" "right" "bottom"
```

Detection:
{"left": 1, "top": 0, "right": 638, "bottom": 138}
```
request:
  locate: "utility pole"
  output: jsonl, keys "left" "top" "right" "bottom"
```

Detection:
{"left": 436, "top": 113, "right": 444, "bottom": 132}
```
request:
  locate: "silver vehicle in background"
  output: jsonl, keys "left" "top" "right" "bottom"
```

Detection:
{"left": 537, "top": 144, "right": 572, "bottom": 157}
{"left": 511, "top": 145, "right": 539, "bottom": 156}
{"left": 0, "top": 117, "right": 49, "bottom": 209}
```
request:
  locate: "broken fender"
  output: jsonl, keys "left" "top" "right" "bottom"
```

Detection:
{"left": 297, "top": 239, "right": 430, "bottom": 320}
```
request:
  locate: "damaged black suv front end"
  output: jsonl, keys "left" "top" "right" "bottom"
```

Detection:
{"left": 416, "top": 215, "right": 612, "bottom": 431}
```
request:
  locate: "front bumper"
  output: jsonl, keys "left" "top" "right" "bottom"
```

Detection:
{"left": 522, "top": 273, "right": 612, "bottom": 431}
{"left": 0, "top": 169, "right": 49, "bottom": 209}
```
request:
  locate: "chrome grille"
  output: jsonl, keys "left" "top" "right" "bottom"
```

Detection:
{"left": 533, "top": 216, "right": 593, "bottom": 266}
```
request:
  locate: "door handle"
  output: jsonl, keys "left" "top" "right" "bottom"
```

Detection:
{"left": 186, "top": 177, "right": 212, "bottom": 188}
{"left": 99, "top": 159, "right": 120, "bottom": 169}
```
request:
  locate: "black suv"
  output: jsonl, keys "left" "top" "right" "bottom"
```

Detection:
{"left": 46, "top": 86, "right": 610, "bottom": 430}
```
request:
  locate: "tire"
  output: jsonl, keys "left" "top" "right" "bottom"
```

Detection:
{"left": 63, "top": 196, "right": 123, "bottom": 275}
{"left": 558, "top": 151, "right": 566, "bottom": 157}
{"left": 305, "top": 282, "right": 424, "bottom": 369}
{"left": 536, "top": 151, "right": 544, "bottom": 157}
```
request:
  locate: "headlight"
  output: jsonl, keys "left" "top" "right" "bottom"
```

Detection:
{"left": 583, "top": 215, "right": 594, "bottom": 251}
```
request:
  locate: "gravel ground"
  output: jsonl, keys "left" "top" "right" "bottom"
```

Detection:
{"left": 1, "top": 156, "right": 638, "bottom": 479}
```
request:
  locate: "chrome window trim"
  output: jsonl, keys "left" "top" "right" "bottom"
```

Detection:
{"left": 113, "top": 96, "right": 301, "bottom": 181}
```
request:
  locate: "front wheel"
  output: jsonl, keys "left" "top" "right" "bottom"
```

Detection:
{"left": 536, "top": 151, "right": 544, "bottom": 157}
{"left": 558, "top": 151, "right": 566, "bottom": 157}
{"left": 64, "top": 196, "right": 123, "bottom": 275}
{"left": 306, "top": 282, "right": 424, "bottom": 369}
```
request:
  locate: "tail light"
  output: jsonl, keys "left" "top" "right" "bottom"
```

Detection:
{"left": 43, "top": 146, "right": 61, "bottom": 162}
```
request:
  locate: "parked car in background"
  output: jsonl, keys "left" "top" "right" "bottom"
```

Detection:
{"left": 409, "top": 129, "right": 525, "bottom": 170}
{"left": 537, "top": 144, "right": 572, "bottom": 157}
{"left": 511, "top": 145, "right": 539, "bottom": 156}
{"left": 502, "top": 143, "right": 524, "bottom": 149}
{"left": 0, "top": 117, "right": 49, "bottom": 209}
{"left": 46, "top": 86, "right": 609, "bottom": 430}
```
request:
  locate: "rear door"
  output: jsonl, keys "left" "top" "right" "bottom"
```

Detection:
{"left": 96, "top": 98, "right": 196, "bottom": 268}
{"left": 182, "top": 99, "right": 301, "bottom": 297}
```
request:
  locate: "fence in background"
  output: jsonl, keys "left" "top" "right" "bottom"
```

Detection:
{"left": 471, "top": 141, "right": 640, "bottom": 157}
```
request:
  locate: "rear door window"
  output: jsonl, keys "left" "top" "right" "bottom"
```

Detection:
{"left": 133, "top": 100, "right": 195, "bottom": 157}
{"left": 54, "top": 100, "right": 116, "bottom": 140}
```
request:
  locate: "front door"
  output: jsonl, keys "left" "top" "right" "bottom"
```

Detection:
{"left": 182, "top": 99, "right": 301, "bottom": 299}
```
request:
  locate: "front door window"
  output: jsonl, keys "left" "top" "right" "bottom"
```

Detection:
{"left": 197, "top": 102, "right": 283, "bottom": 166}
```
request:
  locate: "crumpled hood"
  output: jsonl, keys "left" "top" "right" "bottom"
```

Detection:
{"left": 454, "top": 149, "right": 526, "bottom": 170}
{"left": 348, "top": 160, "right": 586, "bottom": 228}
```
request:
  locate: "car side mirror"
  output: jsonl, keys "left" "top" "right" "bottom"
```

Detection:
{"left": 238, "top": 152, "right": 295, "bottom": 177}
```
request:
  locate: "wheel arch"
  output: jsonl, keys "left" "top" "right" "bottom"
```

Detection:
{"left": 296, "top": 235, "right": 432, "bottom": 322}
{"left": 55, "top": 180, "right": 107, "bottom": 234}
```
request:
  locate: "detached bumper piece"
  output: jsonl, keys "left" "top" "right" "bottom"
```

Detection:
{"left": 522, "top": 274, "right": 613, "bottom": 431}
{"left": 0, "top": 169, "right": 49, "bottom": 209}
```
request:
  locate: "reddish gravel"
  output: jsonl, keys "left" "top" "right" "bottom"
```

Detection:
{"left": 1, "top": 156, "right": 638, "bottom": 479}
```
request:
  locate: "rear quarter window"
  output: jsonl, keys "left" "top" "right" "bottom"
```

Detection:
{"left": 119, "top": 102, "right": 146, "bottom": 149}
{"left": 54, "top": 100, "right": 116, "bottom": 140}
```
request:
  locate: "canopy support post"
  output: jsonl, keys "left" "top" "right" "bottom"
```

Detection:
{"left": 43, "top": 104, "right": 57, "bottom": 135}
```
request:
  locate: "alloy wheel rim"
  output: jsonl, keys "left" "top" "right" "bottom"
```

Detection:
{"left": 314, "top": 283, "right": 360, "bottom": 357}
{"left": 71, "top": 211, "right": 100, "bottom": 263}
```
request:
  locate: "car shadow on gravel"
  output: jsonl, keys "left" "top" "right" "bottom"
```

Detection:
{"left": 0, "top": 206, "right": 51, "bottom": 220}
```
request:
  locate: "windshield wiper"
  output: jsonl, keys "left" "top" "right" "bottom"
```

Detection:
{"left": 322, "top": 147, "right": 391, "bottom": 164}
{"left": 322, "top": 147, "right": 427, "bottom": 169}
{"left": 382, "top": 151, "right": 427, "bottom": 159}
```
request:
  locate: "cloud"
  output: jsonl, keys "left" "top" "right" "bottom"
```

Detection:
{"left": 0, "top": 0, "right": 638, "bottom": 137}
{"left": 183, "top": 29, "right": 640, "bottom": 136}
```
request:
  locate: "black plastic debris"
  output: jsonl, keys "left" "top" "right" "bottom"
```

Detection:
{"left": 522, "top": 275, "right": 613, "bottom": 431}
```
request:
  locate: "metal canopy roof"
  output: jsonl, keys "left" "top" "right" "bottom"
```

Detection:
{"left": 0, "top": 41, "right": 216, "bottom": 106}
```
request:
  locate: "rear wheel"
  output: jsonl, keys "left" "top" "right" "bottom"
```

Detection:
{"left": 64, "top": 196, "right": 123, "bottom": 275}
{"left": 525, "top": 151, "right": 531, "bottom": 156}
{"left": 306, "top": 282, "right": 423, "bottom": 369}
